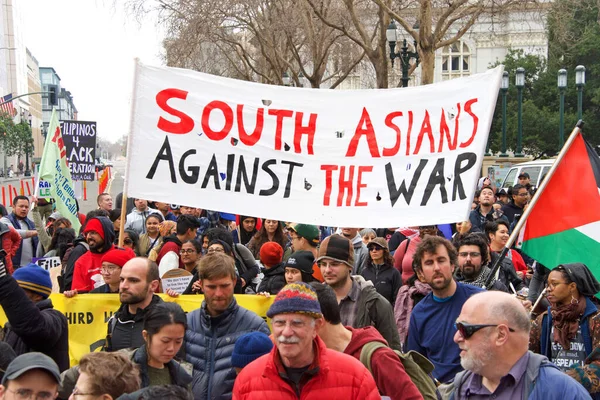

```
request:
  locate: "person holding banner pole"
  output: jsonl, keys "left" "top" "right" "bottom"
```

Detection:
{"left": 482, "top": 121, "right": 585, "bottom": 293}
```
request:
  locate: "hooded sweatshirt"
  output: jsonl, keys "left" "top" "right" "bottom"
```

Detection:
{"left": 344, "top": 326, "right": 422, "bottom": 400}
{"left": 71, "top": 217, "right": 115, "bottom": 292}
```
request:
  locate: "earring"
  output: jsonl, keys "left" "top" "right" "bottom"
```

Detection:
{"left": 571, "top": 295, "right": 579, "bottom": 305}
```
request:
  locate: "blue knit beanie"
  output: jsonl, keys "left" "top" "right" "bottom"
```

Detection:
{"left": 266, "top": 282, "right": 322, "bottom": 319}
{"left": 13, "top": 264, "right": 52, "bottom": 299}
{"left": 231, "top": 332, "right": 273, "bottom": 369}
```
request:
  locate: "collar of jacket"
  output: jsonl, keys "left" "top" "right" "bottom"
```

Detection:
{"left": 116, "top": 294, "right": 162, "bottom": 322}
{"left": 200, "top": 296, "right": 238, "bottom": 327}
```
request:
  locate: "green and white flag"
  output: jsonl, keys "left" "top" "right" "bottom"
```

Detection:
{"left": 39, "top": 108, "right": 81, "bottom": 231}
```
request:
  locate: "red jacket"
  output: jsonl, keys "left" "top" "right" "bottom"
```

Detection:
{"left": 233, "top": 336, "right": 379, "bottom": 400}
{"left": 345, "top": 326, "right": 423, "bottom": 400}
{"left": 71, "top": 245, "right": 114, "bottom": 292}
{"left": 2, "top": 225, "right": 20, "bottom": 274}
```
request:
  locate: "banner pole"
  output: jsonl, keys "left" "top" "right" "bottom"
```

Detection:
{"left": 118, "top": 58, "right": 141, "bottom": 248}
{"left": 484, "top": 120, "right": 584, "bottom": 289}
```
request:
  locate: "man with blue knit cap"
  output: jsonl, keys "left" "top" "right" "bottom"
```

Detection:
{"left": 231, "top": 331, "right": 273, "bottom": 374}
{"left": 233, "top": 282, "right": 379, "bottom": 399}
{"left": 0, "top": 262, "right": 68, "bottom": 372}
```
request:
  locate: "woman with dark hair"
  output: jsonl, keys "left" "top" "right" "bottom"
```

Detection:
{"left": 284, "top": 251, "right": 316, "bottom": 284}
{"left": 246, "top": 219, "right": 290, "bottom": 259}
{"left": 530, "top": 263, "right": 600, "bottom": 398}
{"left": 180, "top": 240, "right": 202, "bottom": 274}
{"left": 139, "top": 213, "right": 164, "bottom": 257}
{"left": 131, "top": 302, "right": 192, "bottom": 390}
{"left": 109, "top": 208, "right": 122, "bottom": 243}
{"left": 232, "top": 216, "right": 258, "bottom": 246}
{"left": 45, "top": 227, "right": 76, "bottom": 258}
{"left": 361, "top": 237, "right": 402, "bottom": 305}
{"left": 123, "top": 229, "right": 141, "bottom": 256}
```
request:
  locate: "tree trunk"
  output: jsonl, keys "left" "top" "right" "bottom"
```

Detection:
{"left": 420, "top": 48, "right": 435, "bottom": 85}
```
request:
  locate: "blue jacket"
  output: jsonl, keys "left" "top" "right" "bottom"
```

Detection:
{"left": 6, "top": 213, "right": 38, "bottom": 267}
{"left": 449, "top": 351, "right": 591, "bottom": 400}
{"left": 185, "top": 297, "right": 270, "bottom": 400}
{"left": 539, "top": 297, "right": 597, "bottom": 360}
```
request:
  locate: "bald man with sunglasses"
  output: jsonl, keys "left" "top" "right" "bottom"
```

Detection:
{"left": 447, "top": 291, "right": 590, "bottom": 399}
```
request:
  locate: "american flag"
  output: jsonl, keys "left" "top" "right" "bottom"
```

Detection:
{"left": 0, "top": 94, "right": 16, "bottom": 117}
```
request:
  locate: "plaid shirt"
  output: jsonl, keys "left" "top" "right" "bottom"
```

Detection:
{"left": 339, "top": 277, "right": 361, "bottom": 327}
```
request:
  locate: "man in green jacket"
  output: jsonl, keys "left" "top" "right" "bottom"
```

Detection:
{"left": 317, "top": 234, "right": 401, "bottom": 350}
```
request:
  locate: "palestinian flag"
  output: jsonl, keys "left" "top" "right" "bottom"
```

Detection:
{"left": 522, "top": 132, "right": 600, "bottom": 274}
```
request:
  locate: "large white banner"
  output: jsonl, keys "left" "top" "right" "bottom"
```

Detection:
{"left": 127, "top": 62, "right": 502, "bottom": 228}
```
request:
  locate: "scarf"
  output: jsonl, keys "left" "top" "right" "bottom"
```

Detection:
{"left": 551, "top": 295, "right": 586, "bottom": 350}
{"left": 395, "top": 280, "right": 432, "bottom": 345}
{"left": 459, "top": 266, "right": 492, "bottom": 288}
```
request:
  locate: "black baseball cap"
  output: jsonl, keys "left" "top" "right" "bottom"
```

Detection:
{"left": 518, "top": 172, "right": 530, "bottom": 179}
{"left": 1, "top": 352, "right": 61, "bottom": 386}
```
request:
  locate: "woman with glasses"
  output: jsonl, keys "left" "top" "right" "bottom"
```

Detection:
{"left": 122, "top": 229, "right": 141, "bottom": 256}
{"left": 90, "top": 247, "right": 136, "bottom": 294}
{"left": 361, "top": 237, "right": 401, "bottom": 305}
{"left": 530, "top": 263, "right": 600, "bottom": 398}
{"left": 139, "top": 214, "right": 164, "bottom": 258}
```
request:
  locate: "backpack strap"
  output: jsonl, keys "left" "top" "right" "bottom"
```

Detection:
{"left": 359, "top": 341, "right": 387, "bottom": 373}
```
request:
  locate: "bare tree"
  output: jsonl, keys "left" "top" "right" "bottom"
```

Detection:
{"left": 304, "top": 0, "right": 392, "bottom": 88}
{"left": 372, "top": 0, "right": 538, "bottom": 85}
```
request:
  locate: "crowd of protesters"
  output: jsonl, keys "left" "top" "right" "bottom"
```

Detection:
{"left": 0, "top": 179, "right": 597, "bottom": 399}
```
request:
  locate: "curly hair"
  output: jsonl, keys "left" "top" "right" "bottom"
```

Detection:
{"left": 413, "top": 236, "right": 458, "bottom": 272}
{"left": 78, "top": 352, "right": 140, "bottom": 398}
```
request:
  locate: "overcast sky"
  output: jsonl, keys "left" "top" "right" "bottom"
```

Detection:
{"left": 22, "top": 0, "right": 164, "bottom": 143}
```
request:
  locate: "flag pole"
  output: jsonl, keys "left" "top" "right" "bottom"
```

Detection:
{"left": 118, "top": 58, "right": 141, "bottom": 248}
{"left": 484, "top": 120, "right": 584, "bottom": 289}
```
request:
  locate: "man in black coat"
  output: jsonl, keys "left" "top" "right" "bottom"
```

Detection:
{"left": 0, "top": 263, "right": 69, "bottom": 371}
{"left": 105, "top": 257, "right": 162, "bottom": 352}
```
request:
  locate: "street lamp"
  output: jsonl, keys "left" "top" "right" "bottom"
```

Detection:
{"left": 576, "top": 65, "right": 585, "bottom": 121}
{"left": 386, "top": 20, "right": 420, "bottom": 88}
{"left": 515, "top": 67, "right": 525, "bottom": 157}
{"left": 558, "top": 68, "right": 567, "bottom": 149}
{"left": 500, "top": 71, "right": 509, "bottom": 157}
{"left": 282, "top": 72, "right": 291, "bottom": 86}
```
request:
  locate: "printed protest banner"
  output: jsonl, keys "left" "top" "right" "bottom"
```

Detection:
{"left": 32, "top": 256, "right": 61, "bottom": 271}
{"left": 126, "top": 62, "right": 502, "bottom": 227}
{"left": 0, "top": 294, "right": 274, "bottom": 366}
{"left": 39, "top": 109, "right": 82, "bottom": 231}
{"left": 60, "top": 120, "right": 97, "bottom": 181}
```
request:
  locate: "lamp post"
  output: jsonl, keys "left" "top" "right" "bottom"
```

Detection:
{"left": 558, "top": 69, "right": 567, "bottom": 149}
{"left": 282, "top": 72, "right": 291, "bottom": 86}
{"left": 575, "top": 65, "right": 585, "bottom": 121}
{"left": 515, "top": 67, "right": 525, "bottom": 157}
{"left": 500, "top": 71, "right": 509, "bottom": 157}
{"left": 386, "top": 20, "right": 420, "bottom": 88}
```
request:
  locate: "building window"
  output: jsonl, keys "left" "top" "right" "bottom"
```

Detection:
{"left": 441, "top": 41, "right": 471, "bottom": 80}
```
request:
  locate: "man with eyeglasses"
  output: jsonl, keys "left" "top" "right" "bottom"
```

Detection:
{"left": 407, "top": 236, "right": 483, "bottom": 384}
{"left": 455, "top": 234, "right": 508, "bottom": 292}
{"left": 0, "top": 353, "right": 60, "bottom": 400}
{"left": 70, "top": 217, "right": 115, "bottom": 293}
{"left": 501, "top": 183, "right": 530, "bottom": 225}
{"left": 447, "top": 291, "right": 590, "bottom": 399}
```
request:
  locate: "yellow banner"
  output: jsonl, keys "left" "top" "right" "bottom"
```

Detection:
{"left": 0, "top": 294, "right": 274, "bottom": 366}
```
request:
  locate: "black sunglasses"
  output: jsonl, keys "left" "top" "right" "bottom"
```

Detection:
{"left": 454, "top": 321, "right": 515, "bottom": 339}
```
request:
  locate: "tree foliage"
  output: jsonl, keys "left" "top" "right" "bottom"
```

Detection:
{"left": 0, "top": 114, "right": 34, "bottom": 159}
{"left": 488, "top": 0, "right": 600, "bottom": 156}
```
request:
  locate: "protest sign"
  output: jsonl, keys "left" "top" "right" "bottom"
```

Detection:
{"left": 60, "top": 120, "right": 97, "bottom": 181}
{"left": 126, "top": 62, "right": 502, "bottom": 227}
{"left": 160, "top": 268, "right": 193, "bottom": 294}
{"left": 32, "top": 256, "right": 61, "bottom": 271}
{"left": 39, "top": 109, "right": 82, "bottom": 231}
{"left": 0, "top": 294, "right": 273, "bottom": 366}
